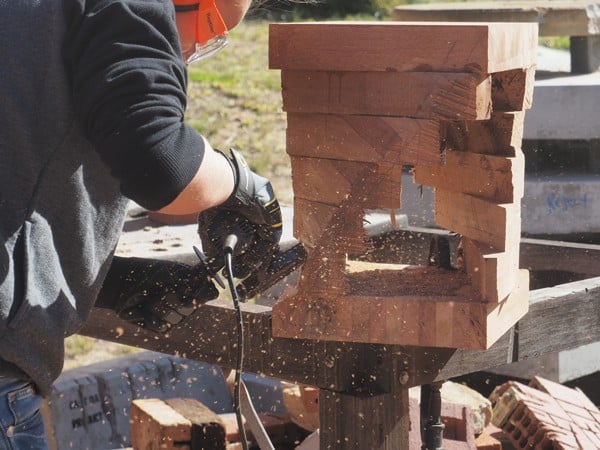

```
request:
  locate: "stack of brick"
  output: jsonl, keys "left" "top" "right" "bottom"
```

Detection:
{"left": 491, "top": 375, "right": 600, "bottom": 448}
{"left": 269, "top": 21, "right": 537, "bottom": 350}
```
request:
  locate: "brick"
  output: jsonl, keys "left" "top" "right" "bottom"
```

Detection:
{"left": 492, "top": 378, "right": 600, "bottom": 450}
{"left": 559, "top": 399, "right": 596, "bottom": 421}
{"left": 530, "top": 376, "right": 598, "bottom": 411}
{"left": 571, "top": 424, "right": 597, "bottom": 449}
{"left": 474, "top": 431, "right": 502, "bottom": 450}
{"left": 220, "top": 412, "right": 298, "bottom": 446}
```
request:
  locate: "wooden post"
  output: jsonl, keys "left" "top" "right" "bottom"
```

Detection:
{"left": 319, "top": 386, "right": 411, "bottom": 449}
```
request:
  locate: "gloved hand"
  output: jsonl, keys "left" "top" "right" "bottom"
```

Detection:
{"left": 198, "top": 148, "right": 283, "bottom": 279}
{"left": 96, "top": 256, "right": 219, "bottom": 333}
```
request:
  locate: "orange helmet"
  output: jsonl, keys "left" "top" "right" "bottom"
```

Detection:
{"left": 173, "top": 0, "right": 228, "bottom": 64}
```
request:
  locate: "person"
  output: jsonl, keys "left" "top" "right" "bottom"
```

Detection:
{"left": 0, "top": 0, "right": 282, "bottom": 448}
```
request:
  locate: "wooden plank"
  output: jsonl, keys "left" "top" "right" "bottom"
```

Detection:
{"left": 291, "top": 157, "right": 363, "bottom": 206}
{"left": 291, "top": 157, "right": 401, "bottom": 210}
{"left": 273, "top": 265, "right": 529, "bottom": 349}
{"left": 442, "top": 112, "right": 524, "bottom": 156}
{"left": 392, "top": 1, "right": 599, "bottom": 37}
{"left": 281, "top": 70, "right": 492, "bottom": 120}
{"left": 461, "top": 234, "right": 521, "bottom": 304}
{"left": 165, "top": 398, "right": 226, "bottom": 450}
{"left": 272, "top": 262, "right": 493, "bottom": 349}
{"left": 520, "top": 238, "right": 600, "bottom": 280}
{"left": 319, "top": 377, "right": 411, "bottom": 449}
{"left": 293, "top": 198, "right": 338, "bottom": 248}
{"left": 270, "top": 22, "right": 538, "bottom": 74}
{"left": 409, "top": 277, "right": 600, "bottom": 386}
{"left": 413, "top": 150, "right": 524, "bottom": 203}
{"left": 286, "top": 113, "right": 441, "bottom": 166}
{"left": 81, "top": 276, "right": 600, "bottom": 391}
{"left": 130, "top": 399, "right": 192, "bottom": 450}
{"left": 492, "top": 68, "right": 535, "bottom": 112}
{"left": 485, "top": 269, "right": 529, "bottom": 347}
{"left": 435, "top": 190, "right": 519, "bottom": 251}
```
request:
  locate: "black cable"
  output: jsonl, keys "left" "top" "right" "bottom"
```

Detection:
{"left": 224, "top": 235, "right": 249, "bottom": 450}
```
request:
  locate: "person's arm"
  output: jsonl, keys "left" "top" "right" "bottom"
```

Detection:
{"left": 64, "top": 0, "right": 232, "bottom": 212}
{"left": 158, "top": 137, "right": 234, "bottom": 215}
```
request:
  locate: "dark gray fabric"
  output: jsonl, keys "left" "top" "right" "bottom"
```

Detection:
{"left": 0, "top": 0, "right": 204, "bottom": 395}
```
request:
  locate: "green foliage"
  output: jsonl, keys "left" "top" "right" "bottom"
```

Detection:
{"left": 539, "top": 36, "right": 570, "bottom": 51}
{"left": 291, "top": 0, "right": 394, "bottom": 18}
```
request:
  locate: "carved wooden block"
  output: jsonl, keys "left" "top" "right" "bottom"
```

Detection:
{"left": 269, "top": 22, "right": 537, "bottom": 349}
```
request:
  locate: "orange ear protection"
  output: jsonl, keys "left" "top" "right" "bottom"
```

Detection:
{"left": 173, "top": 0, "right": 228, "bottom": 64}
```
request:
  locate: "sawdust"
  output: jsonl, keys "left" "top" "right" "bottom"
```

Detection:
{"left": 346, "top": 260, "right": 473, "bottom": 298}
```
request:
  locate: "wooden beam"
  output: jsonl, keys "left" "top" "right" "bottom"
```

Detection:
{"left": 286, "top": 113, "right": 441, "bottom": 167}
{"left": 81, "top": 276, "right": 600, "bottom": 391}
{"left": 293, "top": 198, "right": 343, "bottom": 249}
{"left": 271, "top": 262, "right": 529, "bottom": 350}
{"left": 410, "top": 276, "right": 600, "bottom": 386}
{"left": 435, "top": 190, "right": 519, "bottom": 251}
{"left": 269, "top": 22, "right": 537, "bottom": 74}
{"left": 442, "top": 112, "right": 524, "bottom": 156}
{"left": 281, "top": 70, "right": 492, "bottom": 120}
{"left": 319, "top": 379, "right": 411, "bottom": 449}
{"left": 461, "top": 235, "right": 521, "bottom": 304}
{"left": 130, "top": 399, "right": 192, "bottom": 450}
{"left": 291, "top": 157, "right": 402, "bottom": 210}
{"left": 392, "top": 1, "right": 597, "bottom": 37}
{"left": 413, "top": 150, "right": 525, "bottom": 203}
{"left": 492, "top": 68, "right": 535, "bottom": 112}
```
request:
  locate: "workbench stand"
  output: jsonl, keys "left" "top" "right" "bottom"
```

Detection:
{"left": 82, "top": 219, "right": 600, "bottom": 449}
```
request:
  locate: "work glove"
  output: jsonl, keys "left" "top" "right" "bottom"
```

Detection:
{"left": 96, "top": 256, "right": 219, "bottom": 333}
{"left": 198, "top": 148, "right": 283, "bottom": 279}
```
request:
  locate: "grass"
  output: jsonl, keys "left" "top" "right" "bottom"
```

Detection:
{"left": 185, "top": 20, "right": 293, "bottom": 204}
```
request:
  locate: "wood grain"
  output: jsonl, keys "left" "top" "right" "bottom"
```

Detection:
{"left": 442, "top": 112, "right": 524, "bottom": 156}
{"left": 286, "top": 113, "right": 441, "bottom": 166}
{"left": 413, "top": 150, "right": 525, "bottom": 203}
{"left": 270, "top": 22, "right": 537, "bottom": 74}
{"left": 281, "top": 70, "right": 492, "bottom": 120}
{"left": 435, "top": 189, "right": 519, "bottom": 251}
{"left": 492, "top": 68, "right": 535, "bottom": 112}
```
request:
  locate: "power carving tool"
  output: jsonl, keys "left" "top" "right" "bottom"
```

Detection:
{"left": 194, "top": 212, "right": 307, "bottom": 301}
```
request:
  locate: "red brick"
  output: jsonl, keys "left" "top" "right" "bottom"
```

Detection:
{"left": 474, "top": 431, "right": 501, "bottom": 450}
{"left": 565, "top": 409, "right": 598, "bottom": 432}
{"left": 589, "top": 409, "right": 600, "bottom": 423}
{"left": 559, "top": 399, "right": 596, "bottom": 421}
{"left": 571, "top": 424, "right": 596, "bottom": 449}
{"left": 219, "top": 412, "right": 295, "bottom": 445}
{"left": 581, "top": 427, "right": 600, "bottom": 447}
{"left": 530, "top": 376, "right": 597, "bottom": 411}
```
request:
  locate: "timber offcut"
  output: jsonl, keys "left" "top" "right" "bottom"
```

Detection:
{"left": 270, "top": 21, "right": 538, "bottom": 350}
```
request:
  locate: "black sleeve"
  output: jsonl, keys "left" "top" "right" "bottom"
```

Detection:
{"left": 63, "top": 0, "right": 205, "bottom": 210}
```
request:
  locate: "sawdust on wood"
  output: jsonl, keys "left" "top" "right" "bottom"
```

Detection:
{"left": 346, "top": 260, "right": 474, "bottom": 297}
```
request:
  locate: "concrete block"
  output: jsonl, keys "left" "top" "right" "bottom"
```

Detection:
{"left": 44, "top": 351, "right": 233, "bottom": 450}
{"left": 522, "top": 174, "right": 599, "bottom": 235}
{"left": 524, "top": 72, "right": 600, "bottom": 141}
{"left": 571, "top": 35, "right": 600, "bottom": 74}
{"left": 490, "top": 341, "right": 600, "bottom": 384}
{"left": 96, "top": 367, "right": 133, "bottom": 448}
{"left": 241, "top": 373, "right": 287, "bottom": 414}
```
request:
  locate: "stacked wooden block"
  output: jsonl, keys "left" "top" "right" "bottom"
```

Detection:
{"left": 269, "top": 22, "right": 537, "bottom": 349}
